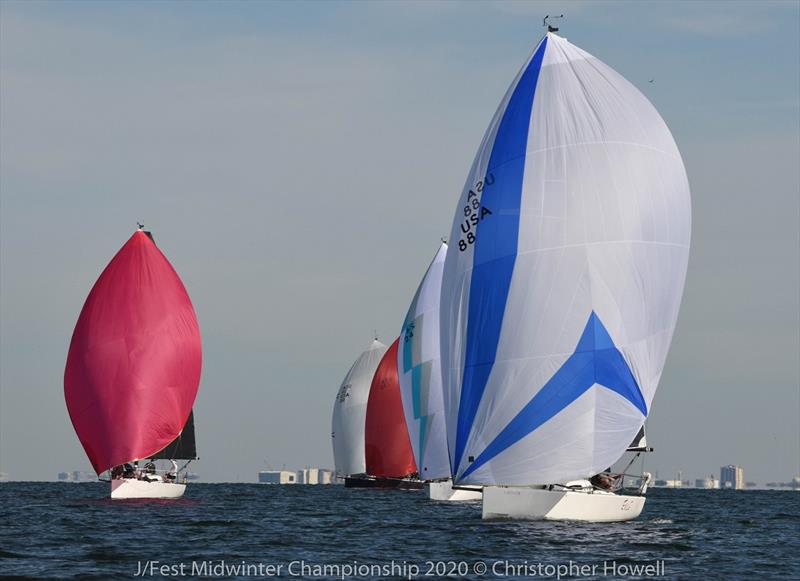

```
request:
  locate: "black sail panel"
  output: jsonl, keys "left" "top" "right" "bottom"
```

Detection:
{"left": 150, "top": 410, "right": 197, "bottom": 460}
{"left": 626, "top": 425, "right": 652, "bottom": 452}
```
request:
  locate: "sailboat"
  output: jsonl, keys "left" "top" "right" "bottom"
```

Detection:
{"left": 398, "top": 242, "right": 480, "bottom": 501}
{"left": 64, "top": 227, "right": 202, "bottom": 499}
{"left": 439, "top": 29, "right": 691, "bottom": 521}
{"left": 346, "top": 338, "right": 422, "bottom": 489}
{"left": 331, "top": 338, "right": 388, "bottom": 481}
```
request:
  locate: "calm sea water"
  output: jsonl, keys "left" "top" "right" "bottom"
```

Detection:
{"left": 1, "top": 483, "right": 798, "bottom": 580}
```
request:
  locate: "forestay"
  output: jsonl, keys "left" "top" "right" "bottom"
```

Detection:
{"left": 440, "top": 32, "right": 691, "bottom": 486}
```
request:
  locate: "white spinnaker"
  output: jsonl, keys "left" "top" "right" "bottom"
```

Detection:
{"left": 440, "top": 33, "right": 691, "bottom": 486}
{"left": 331, "top": 339, "right": 388, "bottom": 476}
{"left": 398, "top": 242, "right": 450, "bottom": 480}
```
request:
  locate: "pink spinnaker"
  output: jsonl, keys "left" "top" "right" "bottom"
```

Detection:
{"left": 64, "top": 230, "right": 202, "bottom": 474}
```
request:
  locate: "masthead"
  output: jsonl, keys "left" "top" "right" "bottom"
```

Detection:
{"left": 543, "top": 14, "right": 563, "bottom": 33}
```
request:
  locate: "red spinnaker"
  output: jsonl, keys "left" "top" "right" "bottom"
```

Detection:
{"left": 64, "top": 231, "right": 202, "bottom": 474}
{"left": 365, "top": 338, "right": 417, "bottom": 478}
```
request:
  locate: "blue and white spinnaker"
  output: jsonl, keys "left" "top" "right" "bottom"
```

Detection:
{"left": 440, "top": 32, "right": 691, "bottom": 486}
{"left": 398, "top": 242, "right": 450, "bottom": 480}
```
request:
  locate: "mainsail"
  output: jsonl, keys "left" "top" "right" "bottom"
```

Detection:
{"left": 149, "top": 410, "right": 198, "bottom": 461}
{"left": 64, "top": 230, "right": 202, "bottom": 474}
{"left": 440, "top": 32, "right": 691, "bottom": 486}
{"left": 365, "top": 339, "right": 417, "bottom": 478}
{"left": 331, "top": 339, "right": 388, "bottom": 476}
{"left": 626, "top": 425, "right": 651, "bottom": 452}
{"left": 398, "top": 242, "right": 450, "bottom": 480}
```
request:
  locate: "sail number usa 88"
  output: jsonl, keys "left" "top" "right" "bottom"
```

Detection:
{"left": 457, "top": 173, "right": 494, "bottom": 252}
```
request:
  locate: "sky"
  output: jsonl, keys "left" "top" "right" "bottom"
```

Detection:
{"left": 1, "top": 0, "right": 798, "bottom": 484}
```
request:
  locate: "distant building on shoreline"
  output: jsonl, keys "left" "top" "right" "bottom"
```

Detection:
{"left": 765, "top": 476, "right": 800, "bottom": 490}
{"left": 653, "top": 479, "right": 685, "bottom": 488}
{"left": 721, "top": 465, "right": 744, "bottom": 490}
{"left": 258, "top": 468, "right": 334, "bottom": 485}
{"left": 695, "top": 475, "right": 720, "bottom": 489}
{"left": 57, "top": 470, "right": 96, "bottom": 482}
{"left": 298, "top": 468, "right": 319, "bottom": 484}
{"left": 258, "top": 470, "right": 298, "bottom": 484}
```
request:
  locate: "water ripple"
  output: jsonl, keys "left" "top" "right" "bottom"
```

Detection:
{"left": 0, "top": 483, "right": 798, "bottom": 579}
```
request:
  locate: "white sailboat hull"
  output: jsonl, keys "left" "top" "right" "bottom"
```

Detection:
{"left": 110, "top": 478, "right": 186, "bottom": 499}
{"left": 482, "top": 486, "right": 645, "bottom": 522}
{"left": 427, "top": 480, "right": 482, "bottom": 502}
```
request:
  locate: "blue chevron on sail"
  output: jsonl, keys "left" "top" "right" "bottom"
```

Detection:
{"left": 459, "top": 312, "right": 647, "bottom": 481}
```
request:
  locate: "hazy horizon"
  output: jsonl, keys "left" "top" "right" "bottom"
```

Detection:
{"left": 1, "top": 1, "right": 798, "bottom": 484}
